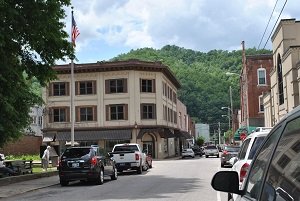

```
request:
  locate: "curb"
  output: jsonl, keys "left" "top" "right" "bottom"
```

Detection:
{"left": 0, "top": 171, "right": 58, "bottom": 186}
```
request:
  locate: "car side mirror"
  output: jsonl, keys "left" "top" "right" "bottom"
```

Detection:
{"left": 108, "top": 152, "right": 113, "bottom": 158}
{"left": 211, "top": 171, "right": 243, "bottom": 195}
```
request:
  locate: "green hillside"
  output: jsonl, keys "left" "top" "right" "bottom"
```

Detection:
{"left": 112, "top": 45, "right": 271, "bottom": 132}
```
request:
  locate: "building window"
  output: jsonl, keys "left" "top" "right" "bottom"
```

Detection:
{"left": 105, "top": 79, "right": 127, "bottom": 94}
{"left": 163, "top": 105, "right": 167, "bottom": 120}
{"left": 38, "top": 116, "right": 42, "bottom": 126}
{"left": 141, "top": 104, "right": 156, "bottom": 119}
{"left": 179, "top": 112, "right": 182, "bottom": 128}
{"left": 277, "top": 54, "right": 284, "bottom": 105}
{"left": 257, "top": 68, "right": 266, "bottom": 85}
{"left": 51, "top": 107, "right": 69, "bottom": 122}
{"left": 77, "top": 106, "right": 97, "bottom": 121}
{"left": 106, "top": 104, "right": 128, "bottom": 121}
{"left": 49, "top": 82, "right": 69, "bottom": 96}
{"left": 140, "top": 79, "right": 155, "bottom": 93}
{"left": 173, "top": 111, "right": 177, "bottom": 123}
{"left": 259, "top": 95, "right": 264, "bottom": 112}
{"left": 173, "top": 91, "right": 177, "bottom": 103}
{"left": 76, "top": 81, "right": 96, "bottom": 95}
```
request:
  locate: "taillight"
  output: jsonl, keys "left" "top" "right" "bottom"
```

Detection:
{"left": 135, "top": 153, "right": 139, "bottom": 160}
{"left": 240, "top": 163, "right": 250, "bottom": 182}
{"left": 91, "top": 157, "right": 97, "bottom": 166}
{"left": 222, "top": 150, "right": 228, "bottom": 155}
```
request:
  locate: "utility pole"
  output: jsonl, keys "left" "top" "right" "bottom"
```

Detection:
{"left": 218, "top": 122, "right": 221, "bottom": 145}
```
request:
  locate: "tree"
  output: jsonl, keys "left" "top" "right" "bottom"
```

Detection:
{"left": 196, "top": 136, "right": 205, "bottom": 147}
{"left": 0, "top": 1, "right": 73, "bottom": 147}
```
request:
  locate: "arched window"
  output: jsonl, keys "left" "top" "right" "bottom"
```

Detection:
{"left": 277, "top": 54, "right": 284, "bottom": 105}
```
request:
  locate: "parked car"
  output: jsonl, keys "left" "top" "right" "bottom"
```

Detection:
{"left": 181, "top": 149, "right": 195, "bottom": 158}
{"left": 110, "top": 143, "right": 146, "bottom": 174}
{"left": 211, "top": 105, "right": 300, "bottom": 201}
{"left": 204, "top": 145, "right": 219, "bottom": 158}
{"left": 58, "top": 146, "right": 117, "bottom": 186}
{"left": 220, "top": 145, "right": 240, "bottom": 167}
{"left": 191, "top": 146, "right": 204, "bottom": 156}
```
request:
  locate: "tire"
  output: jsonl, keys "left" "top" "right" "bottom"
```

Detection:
{"left": 217, "top": 155, "right": 219, "bottom": 158}
{"left": 205, "top": 155, "right": 208, "bottom": 158}
{"left": 96, "top": 168, "right": 104, "bottom": 185}
{"left": 60, "top": 179, "right": 68, "bottom": 186}
{"left": 137, "top": 165, "right": 142, "bottom": 174}
{"left": 111, "top": 167, "right": 118, "bottom": 180}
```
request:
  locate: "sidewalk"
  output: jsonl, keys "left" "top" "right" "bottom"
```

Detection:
{"left": 0, "top": 171, "right": 59, "bottom": 198}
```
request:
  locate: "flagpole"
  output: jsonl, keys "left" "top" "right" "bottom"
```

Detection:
{"left": 70, "top": 8, "right": 75, "bottom": 147}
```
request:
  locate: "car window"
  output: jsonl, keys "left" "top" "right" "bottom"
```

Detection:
{"left": 248, "top": 136, "right": 266, "bottom": 160}
{"left": 114, "top": 145, "right": 139, "bottom": 152}
{"left": 245, "top": 126, "right": 282, "bottom": 200}
{"left": 238, "top": 138, "right": 250, "bottom": 160}
{"left": 206, "top": 146, "right": 217, "bottom": 149}
{"left": 224, "top": 146, "right": 240, "bottom": 152}
{"left": 261, "top": 117, "right": 300, "bottom": 201}
{"left": 62, "top": 148, "right": 92, "bottom": 158}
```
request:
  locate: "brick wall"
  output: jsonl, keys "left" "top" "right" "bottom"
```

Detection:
{"left": 0, "top": 135, "right": 42, "bottom": 155}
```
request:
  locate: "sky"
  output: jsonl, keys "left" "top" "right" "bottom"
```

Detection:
{"left": 63, "top": 0, "right": 300, "bottom": 63}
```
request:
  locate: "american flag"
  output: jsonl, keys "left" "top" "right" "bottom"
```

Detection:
{"left": 71, "top": 13, "right": 80, "bottom": 47}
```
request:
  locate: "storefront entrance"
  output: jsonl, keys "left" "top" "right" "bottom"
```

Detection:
{"left": 143, "top": 141, "right": 155, "bottom": 158}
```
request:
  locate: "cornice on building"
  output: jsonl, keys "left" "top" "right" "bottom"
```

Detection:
{"left": 52, "top": 59, "right": 181, "bottom": 88}
{"left": 271, "top": 18, "right": 297, "bottom": 42}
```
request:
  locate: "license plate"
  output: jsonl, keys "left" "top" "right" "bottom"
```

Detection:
{"left": 119, "top": 163, "right": 125, "bottom": 166}
{"left": 120, "top": 156, "right": 124, "bottom": 159}
{"left": 72, "top": 163, "right": 79, "bottom": 168}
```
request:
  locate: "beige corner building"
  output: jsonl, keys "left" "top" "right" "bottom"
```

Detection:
{"left": 264, "top": 19, "right": 300, "bottom": 126}
{"left": 42, "top": 60, "right": 193, "bottom": 159}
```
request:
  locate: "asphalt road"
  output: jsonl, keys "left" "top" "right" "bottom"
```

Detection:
{"left": 3, "top": 155, "right": 230, "bottom": 201}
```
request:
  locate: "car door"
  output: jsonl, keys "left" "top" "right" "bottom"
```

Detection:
{"left": 236, "top": 126, "right": 283, "bottom": 201}
{"left": 259, "top": 116, "right": 300, "bottom": 201}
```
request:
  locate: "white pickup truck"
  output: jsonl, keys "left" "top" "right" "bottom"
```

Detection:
{"left": 110, "top": 143, "right": 146, "bottom": 174}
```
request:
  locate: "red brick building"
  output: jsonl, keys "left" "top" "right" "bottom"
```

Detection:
{"left": 240, "top": 52, "right": 273, "bottom": 128}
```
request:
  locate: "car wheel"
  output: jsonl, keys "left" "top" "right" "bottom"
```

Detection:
{"left": 205, "top": 155, "right": 208, "bottom": 158}
{"left": 137, "top": 164, "right": 142, "bottom": 174}
{"left": 96, "top": 168, "right": 104, "bottom": 185}
{"left": 217, "top": 155, "right": 219, "bottom": 158}
{"left": 60, "top": 179, "right": 68, "bottom": 186}
{"left": 111, "top": 166, "right": 118, "bottom": 180}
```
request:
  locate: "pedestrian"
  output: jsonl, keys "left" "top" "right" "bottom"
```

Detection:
{"left": 41, "top": 146, "right": 51, "bottom": 171}
{"left": 0, "top": 153, "right": 16, "bottom": 176}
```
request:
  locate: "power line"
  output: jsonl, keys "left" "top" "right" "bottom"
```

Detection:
{"left": 257, "top": 0, "right": 279, "bottom": 49}
{"left": 263, "top": 0, "right": 288, "bottom": 49}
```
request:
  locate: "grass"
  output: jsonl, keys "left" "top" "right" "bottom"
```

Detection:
{"left": 4, "top": 154, "right": 58, "bottom": 174}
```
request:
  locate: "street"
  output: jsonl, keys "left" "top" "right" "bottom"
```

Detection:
{"left": 3, "top": 156, "right": 229, "bottom": 201}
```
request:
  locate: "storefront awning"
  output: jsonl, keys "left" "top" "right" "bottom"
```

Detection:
{"left": 234, "top": 126, "right": 257, "bottom": 141}
{"left": 137, "top": 128, "right": 174, "bottom": 139}
{"left": 174, "top": 130, "right": 192, "bottom": 139}
{"left": 56, "top": 129, "right": 132, "bottom": 141}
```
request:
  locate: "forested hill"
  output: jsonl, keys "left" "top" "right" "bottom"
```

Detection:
{"left": 112, "top": 45, "right": 271, "bottom": 131}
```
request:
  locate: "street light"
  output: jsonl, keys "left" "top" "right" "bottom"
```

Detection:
{"left": 221, "top": 107, "right": 231, "bottom": 130}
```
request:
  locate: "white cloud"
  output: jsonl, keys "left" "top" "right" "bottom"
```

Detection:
{"left": 66, "top": 0, "right": 300, "bottom": 61}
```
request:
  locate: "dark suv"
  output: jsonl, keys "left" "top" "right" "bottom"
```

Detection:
{"left": 58, "top": 146, "right": 118, "bottom": 186}
{"left": 211, "top": 105, "right": 300, "bottom": 201}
